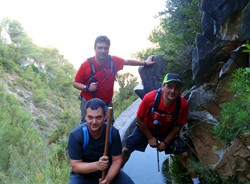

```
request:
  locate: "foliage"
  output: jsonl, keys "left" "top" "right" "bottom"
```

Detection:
{"left": 214, "top": 68, "right": 250, "bottom": 145}
{"left": 0, "top": 18, "right": 79, "bottom": 183}
{"left": 0, "top": 86, "right": 48, "bottom": 183}
{"left": 113, "top": 73, "right": 139, "bottom": 119}
{"left": 167, "top": 155, "right": 192, "bottom": 184}
{"left": 242, "top": 43, "right": 250, "bottom": 53}
{"left": 188, "top": 159, "right": 243, "bottom": 184}
{"left": 166, "top": 155, "right": 243, "bottom": 184}
{"left": 134, "top": 0, "right": 201, "bottom": 89}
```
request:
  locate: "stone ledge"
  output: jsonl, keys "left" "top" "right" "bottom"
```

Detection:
{"left": 114, "top": 98, "right": 141, "bottom": 146}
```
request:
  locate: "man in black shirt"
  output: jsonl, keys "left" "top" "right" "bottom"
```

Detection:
{"left": 68, "top": 98, "right": 134, "bottom": 184}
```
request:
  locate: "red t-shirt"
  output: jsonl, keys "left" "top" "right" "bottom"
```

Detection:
{"left": 74, "top": 56, "right": 125, "bottom": 104}
{"left": 137, "top": 89, "right": 188, "bottom": 137}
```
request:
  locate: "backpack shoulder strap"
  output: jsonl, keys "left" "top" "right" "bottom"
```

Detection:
{"left": 109, "top": 55, "right": 116, "bottom": 75}
{"left": 151, "top": 88, "right": 162, "bottom": 112}
{"left": 87, "top": 57, "right": 96, "bottom": 76}
{"left": 87, "top": 56, "right": 116, "bottom": 76}
{"left": 82, "top": 123, "right": 89, "bottom": 151}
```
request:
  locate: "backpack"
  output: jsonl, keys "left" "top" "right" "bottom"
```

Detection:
{"left": 151, "top": 88, "right": 181, "bottom": 126}
{"left": 87, "top": 55, "right": 116, "bottom": 79}
{"left": 82, "top": 123, "right": 113, "bottom": 151}
{"left": 152, "top": 88, "right": 189, "bottom": 154}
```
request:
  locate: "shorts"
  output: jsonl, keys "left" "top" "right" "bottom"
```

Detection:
{"left": 125, "top": 125, "right": 188, "bottom": 154}
{"left": 164, "top": 136, "right": 188, "bottom": 154}
{"left": 125, "top": 125, "right": 149, "bottom": 152}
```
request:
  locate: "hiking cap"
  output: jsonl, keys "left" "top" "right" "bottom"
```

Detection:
{"left": 162, "top": 73, "right": 182, "bottom": 85}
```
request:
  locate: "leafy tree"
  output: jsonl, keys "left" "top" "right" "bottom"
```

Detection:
{"left": 134, "top": 0, "right": 201, "bottom": 89}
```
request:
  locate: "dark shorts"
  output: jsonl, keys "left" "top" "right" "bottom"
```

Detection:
{"left": 68, "top": 170, "right": 134, "bottom": 184}
{"left": 125, "top": 125, "right": 149, "bottom": 152}
{"left": 125, "top": 125, "right": 188, "bottom": 154}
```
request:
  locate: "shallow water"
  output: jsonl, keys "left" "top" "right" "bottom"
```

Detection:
{"left": 123, "top": 145, "right": 169, "bottom": 184}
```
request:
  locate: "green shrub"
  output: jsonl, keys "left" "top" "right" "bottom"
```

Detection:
{"left": 188, "top": 159, "right": 243, "bottom": 184}
{"left": 167, "top": 155, "right": 192, "bottom": 184}
{"left": 113, "top": 73, "right": 139, "bottom": 119}
{"left": 214, "top": 68, "right": 250, "bottom": 145}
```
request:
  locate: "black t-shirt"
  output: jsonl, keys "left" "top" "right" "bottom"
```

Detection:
{"left": 68, "top": 123, "right": 122, "bottom": 179}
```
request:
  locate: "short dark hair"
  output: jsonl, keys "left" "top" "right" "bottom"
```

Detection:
{"left": 84, "top": 98, "right": 106, "bottom": 114}
{"left": 94, "top": 35, "right": 110, "bottom": 48}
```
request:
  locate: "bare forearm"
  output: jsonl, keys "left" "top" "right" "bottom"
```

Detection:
{"left": 73, "top": 81, "right": 84, "bottom": 91}
{"left": 124, "top": 55, "right": 155, "bottom": 66}
{"left": 124, "top": 59, "right": 144, "bottom": 66}
{"left": 70, "top": 160, "right": 99, "bottom": 174}
{"left": 105, "top": 159, "right": 122, "bottom": 183}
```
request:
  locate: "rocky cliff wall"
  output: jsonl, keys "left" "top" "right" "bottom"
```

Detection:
{"left": 189, "top": 1, "right": 250, "bottom": 182}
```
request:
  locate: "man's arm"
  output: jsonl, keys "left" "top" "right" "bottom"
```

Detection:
{"left": 101, "top": 155, "right": 123, "bottom": 184}
{"left": 137, "top": 117, "right": 158, "bottom": 147}
{"left": 73, "top": 81, "right": 85, "bottom": 91}
{"left": 164, "top": 124, "right": 183, "bottom": 144}
{"left": 124, "top": 55, "right": 155, "bottom": 66}
{"left": 73, "top": 81, "right": 97, "bottom": 93}
{"left": 158, "top": 124, "right": 183, "bottom": 151}
{"left": 69, "top": 155, "right": 109, "bottom": 174}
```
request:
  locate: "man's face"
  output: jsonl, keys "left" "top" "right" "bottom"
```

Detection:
{"left": 94, "top": 42, "right": 110, "bottom": 62}
{"left": 85, "top": 107, "right": 105, "bottom": 132}
{"left": 162, "top": 82, "right": 182, "bottom": 102}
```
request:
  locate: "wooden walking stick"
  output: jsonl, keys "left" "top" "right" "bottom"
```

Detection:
{"left": 101, "top": 107, "right": 113, "bottom": 181}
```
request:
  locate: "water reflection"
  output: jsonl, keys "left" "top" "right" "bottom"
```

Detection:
{"left": 123, "top": 145, "right": 169, "bottom": 184}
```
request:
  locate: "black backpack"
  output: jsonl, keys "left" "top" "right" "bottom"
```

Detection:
{"left": 151, "top": 88, "right": 181, "bottom": 125}
{"left": 87, "top": 55, "right": 116, "bottom": 79}
{"left": 152, "top": 88, "right": 189, "bottom": 154}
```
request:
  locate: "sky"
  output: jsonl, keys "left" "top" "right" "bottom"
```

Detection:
{"left": 0, "top": 0, "right": 166, "bottom": 71}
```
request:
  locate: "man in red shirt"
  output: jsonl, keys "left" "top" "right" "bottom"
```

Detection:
{"left": 122, "top": 73, "right": 200, "bottom": 184}
{"left": 73, "top": 35, "right": 154, "bottom": 122}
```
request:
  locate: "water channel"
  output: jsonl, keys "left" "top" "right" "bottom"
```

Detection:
{"left": 123, "top": 145, "right": 169, "bottom": 184}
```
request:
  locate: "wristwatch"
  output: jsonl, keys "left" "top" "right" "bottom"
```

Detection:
{"left": 163, "top": 140, "right": 168, "bottom": 147}
{"left": 83, "top": 85, "right": 88, "bottom": 92}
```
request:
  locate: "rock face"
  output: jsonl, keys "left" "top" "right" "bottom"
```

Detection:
{"left": 134, "top": 55, "right": 168, "bottom": 99}
{"left": 193, "top": 0, "right": 250, "bottom": 85}
{"left": 189, "top": 0, "right": 250, "bottom": 182}
{"left": 131, "top": 0, "right": 250, "bottom": 182}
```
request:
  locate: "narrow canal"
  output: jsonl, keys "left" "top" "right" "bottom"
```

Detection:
{"left": 123, "top": 145, "right": 169, "bottom": 184}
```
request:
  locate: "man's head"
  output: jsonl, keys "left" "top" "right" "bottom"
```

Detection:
{"left": 94, "top": 35, "right": 110, "bottom": 48}
{"left": 162, "top": 73, "right": 182, "bottom": 102}
{"left": 94, "top": 35, "right": 110, "bottom": 62}
{"left": 84, "top": 98, "right": 106, "bottom": 132}
{"left": 162, "top": 73, "right": 182, "bottom": 86}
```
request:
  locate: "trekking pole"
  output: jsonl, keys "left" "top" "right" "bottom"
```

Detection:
{"left": 153, "top": 120, "right": 160, "bottom": 172}
{"left": 156, "top": 145, "right": 160, "bottom": 172}
{"left": 101, "top": 107, "right": 113, "bottom": 181}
